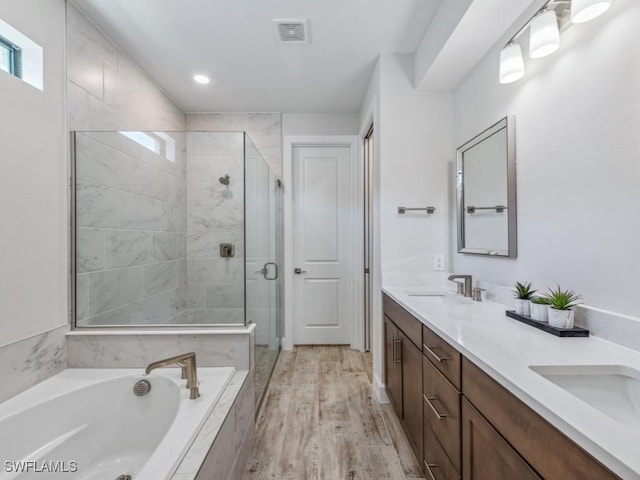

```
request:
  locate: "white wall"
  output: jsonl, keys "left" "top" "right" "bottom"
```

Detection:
{"left": 451, "top": 0, "right": 640, "bottom": 317}
{"left": 0, "top": 0, "right": 68, "bottom": 346}
{"left": 360, "top": 54, "right": 453, "bottom": 399}
{"left": 379, "top": 54, "right": 452, "bottom": 275}
{"left": 282, "top": 113, "right": 360, "bottom": 136}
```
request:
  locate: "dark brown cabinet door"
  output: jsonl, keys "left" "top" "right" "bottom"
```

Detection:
{"left": 462, "top": 399, "right": 541, "bottom": 480}
{"left": 401, "top": 330, "right": 423, "bottom": 463}
{"left": 384, "top": 315, "right": 402, "bottom": 416}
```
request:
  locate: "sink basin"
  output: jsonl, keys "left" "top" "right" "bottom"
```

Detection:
{"left": 530, "top": 365, "right": 640, "bottom": 428}
{"left": 407, "top": 292, "right": 472, "bottom": 305}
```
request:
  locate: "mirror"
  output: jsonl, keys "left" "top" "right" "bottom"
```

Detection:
{"left": 456, "top": 116, "right": 517, "bottom": 257}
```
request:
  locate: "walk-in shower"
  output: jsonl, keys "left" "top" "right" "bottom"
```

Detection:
{"left": 70, "top": 130, "right": 282, "bottom": 403}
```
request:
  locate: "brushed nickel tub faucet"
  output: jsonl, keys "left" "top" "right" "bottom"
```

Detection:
{"left": 145, "top": 352, "right": 200, "bottom": 399}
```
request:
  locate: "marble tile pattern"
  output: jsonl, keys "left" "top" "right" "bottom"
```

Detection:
{"left": 187, "top": 113, "right": 282, "bottom": 179}
{"left": 75, "top": 129, "right": 189, "bottom": 327}
{"left": 66, "top": 327, "right": 255, "bottom": 370}
{"left": 170, "top": 371, "right": 255, "bottom": 480}
{"left": 67, "top": 4, "right": 186, "bottom": 132}
{"left": 0, "top": 325, "right": 68, "bottom": 404}
{"left": 185, "top": 133, "right": 246, "bottom": 326}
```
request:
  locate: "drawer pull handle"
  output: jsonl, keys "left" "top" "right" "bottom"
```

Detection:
{"left": 423, "top": 344, "right": 449, "bottom": 363}
{"left": 423, "top": 394, "right": 449, "bottom": 419}
{"left": 424, "top": 460, "right": 439, "bottom": 480}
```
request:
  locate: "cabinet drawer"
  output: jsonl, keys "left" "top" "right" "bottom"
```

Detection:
{"left": 422, "top": 325, "right": 461, "bottom": 389}
{"left": 424, "top": 420, "right": 460, "bottom": 480}
{"left": 383, "top": 294, "right": 422, "bottom": 348}
{"left": 423, "top": 356, "right": 461, "bottom": 473}
{"left": 462, "top": 358, "right": 620, "bottom": 480}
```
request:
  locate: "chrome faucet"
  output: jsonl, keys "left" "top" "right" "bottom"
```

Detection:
{"left": 448, "top": 274, "right": 473, "bottom": 298}
{"left": 145, "top": 352, "right": 200, "bottom": 399}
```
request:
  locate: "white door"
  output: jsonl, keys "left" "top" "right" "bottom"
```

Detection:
{"left": 293, "top": 145, "right": 353, "bottom": 344}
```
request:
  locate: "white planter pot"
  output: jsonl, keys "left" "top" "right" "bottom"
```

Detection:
{"left": 530, "top": 303, "right": 548, "bottom": 323}
{"left": 548, "top": 307, "right": 574, "bottom": 328}
{"left": 515, "top": 299, "right": 531, "bottom": 316}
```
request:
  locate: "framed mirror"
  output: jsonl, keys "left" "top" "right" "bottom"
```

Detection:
{"left": 456, "top": 116, "right": 517, "bottom": 257}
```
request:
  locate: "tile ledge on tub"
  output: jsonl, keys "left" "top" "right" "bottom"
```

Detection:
{"left": 66, "top": 323, "right": 256, "bottom": 336}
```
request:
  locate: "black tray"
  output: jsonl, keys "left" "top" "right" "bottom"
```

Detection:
{"left": 505, "top": 310, "right": 589, "bottom": 337}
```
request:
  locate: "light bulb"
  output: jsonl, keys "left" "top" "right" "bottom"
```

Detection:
{"left": 499, "top": 43, "right": 525, "bottom": 84}
{"left": 193, "top": 74, "right": 210, "bottom": 85}
{"left": 571, "top": 0, "right": 611, "bottom": 23}
{"left": 529, "top": 10, "right": 560, "bottom": 59}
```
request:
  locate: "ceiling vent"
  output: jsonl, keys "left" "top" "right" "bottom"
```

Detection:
{"left": 273, "top": 19, "right": 309, "bottom": 44}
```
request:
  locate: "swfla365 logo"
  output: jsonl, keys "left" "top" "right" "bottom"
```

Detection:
{"left": 3, "top": 460, "right": 78, "bottom": 473}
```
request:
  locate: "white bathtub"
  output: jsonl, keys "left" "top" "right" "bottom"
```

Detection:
{"left": 0, "top": 367, "right": 235, "bottom": 480}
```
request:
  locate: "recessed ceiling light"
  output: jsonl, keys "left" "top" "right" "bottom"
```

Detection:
{"left": 193, "top": 74, "right": 210, "bottom": 84}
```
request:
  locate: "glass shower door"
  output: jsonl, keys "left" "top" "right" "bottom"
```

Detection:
{"left": 244, "top": 134, "right": 281, "bottom": 405}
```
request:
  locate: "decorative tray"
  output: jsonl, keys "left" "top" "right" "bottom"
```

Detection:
{"left": 505, "top": 310, "right": 589, "bottom": 337}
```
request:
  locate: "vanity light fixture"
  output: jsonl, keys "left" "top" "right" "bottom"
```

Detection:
{"left": 193, "top": 74, "right": 210, "bottom": 84}
{"left": 499, "top": 43, "right": 526, "bottom": 84}
{"left": 529, "top": 10, "right": 561, "bottom": 59}
{"left": 498, "top": 0, "right": 612, "bottom": 84}
{"left": 571, "top": 0, "right": 611, "bottom": 23}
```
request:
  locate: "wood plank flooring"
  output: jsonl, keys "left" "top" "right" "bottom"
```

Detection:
{"left": 242, "top": 346, "right": 425, "bottom": 480}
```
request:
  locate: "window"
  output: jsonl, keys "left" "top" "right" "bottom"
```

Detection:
{"left": 0, "top": 35, "right": 21, "bottom": 77}
{"left": 0, "top": 18, "right": 43, "bottom": 90}
{"left": 119, "top": 131, "right": 177, "bottom": 163}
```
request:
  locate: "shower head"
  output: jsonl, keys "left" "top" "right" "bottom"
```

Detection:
{"left": 219, "top": 174, "right": 230, "bottom": 186}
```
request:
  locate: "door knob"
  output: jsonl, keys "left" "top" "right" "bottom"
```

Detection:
{"left": 294, "top": 268, "right": 307, "bottom": 274}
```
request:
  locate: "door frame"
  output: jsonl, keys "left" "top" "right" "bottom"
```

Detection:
{"left": 283, "top": 135, "right": 362, "bottom": 351}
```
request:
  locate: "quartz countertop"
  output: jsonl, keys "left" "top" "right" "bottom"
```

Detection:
{"left": 383, "top": 285, "right": 640, "bottom": 480}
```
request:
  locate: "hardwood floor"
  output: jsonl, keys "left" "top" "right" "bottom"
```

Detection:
{"left": 241, "top": 346, "right": 425, "bottom": 480}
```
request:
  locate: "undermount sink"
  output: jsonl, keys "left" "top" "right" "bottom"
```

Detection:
{"left": 530, "top": 365, "right": 640, "bottom": 428}
{"left": 407, "top": 291, "right": 472, "bottom": 305}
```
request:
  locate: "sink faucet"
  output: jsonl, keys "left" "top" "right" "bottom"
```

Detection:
{"left": 448, "top": 274, "right": 473, "bottom": 298}
{"left": 145, "top": 352, "right": 200, "bottom": 399}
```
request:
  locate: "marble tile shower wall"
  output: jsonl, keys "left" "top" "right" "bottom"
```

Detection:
{"left": 67, "top": 3, "right": 186, "bottom": 133}
{"left": 186, "top": 133, "right": 245, "bottom": 324}
{"left": 76, "top": 132, "right": 189, "bottom": 325}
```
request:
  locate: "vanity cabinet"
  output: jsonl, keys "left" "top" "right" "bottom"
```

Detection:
{"left": 383, "top": 293, "right": 621, "bottom": 480}
{"left": 383, "top": 295, "right": 423, "bottom": 462}
{"left": 462, "top": 358, "right": 620, "bottom": 480}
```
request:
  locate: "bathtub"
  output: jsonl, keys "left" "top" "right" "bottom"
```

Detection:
{"left": 0, "top": 366, "right": 236, "bottom": 480}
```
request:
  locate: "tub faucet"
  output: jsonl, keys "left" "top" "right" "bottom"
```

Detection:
{"left": 145, "top": 352, "right": 200, "bottom": 399}
{"left": 448, "top": 274, "right": 473, "bottom": 298}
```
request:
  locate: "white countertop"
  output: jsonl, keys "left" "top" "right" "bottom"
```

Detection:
{"left": 383, "top": 285, "right": 640, "bottom": 480}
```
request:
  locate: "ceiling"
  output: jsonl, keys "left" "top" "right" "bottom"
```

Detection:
{"left": 74, "top": 0, "right": 442, "bottom": 113}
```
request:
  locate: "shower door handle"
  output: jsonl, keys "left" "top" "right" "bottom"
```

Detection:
{"left": 265, "top": 262, "right": 278, "bottom": 281}
{"left": 256, "top": 262, "right": 278, "bottom": 280}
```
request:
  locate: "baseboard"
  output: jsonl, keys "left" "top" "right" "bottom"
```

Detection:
{"left": 373, "top": 373, "right": 390, "bottom": 404}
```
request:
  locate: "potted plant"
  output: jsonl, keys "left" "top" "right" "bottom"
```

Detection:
{"left": 544, "top": 286, "right": 582, "bottom": 328}
{"left": 513, "top": 281, "right": 536, "bottom": 316}
{"left": 530, "top": 296, "right": 550, "bottom": 323}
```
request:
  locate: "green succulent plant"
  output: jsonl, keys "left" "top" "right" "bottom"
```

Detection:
{"left": 544, "top": 286, "right": 582, "bottom": 310}
{"left": 513, "top": 281, "right": 536, "bottom": 300}
{"left": 530, "top": 296, "right": 550, "bottom": 305}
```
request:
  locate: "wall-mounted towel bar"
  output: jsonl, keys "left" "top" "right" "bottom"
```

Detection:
{"left": 466, "top": 205, "right": 507, "bottom": 214}
{"left": 398, "top": 206, "right": 436, "bottom": 215}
